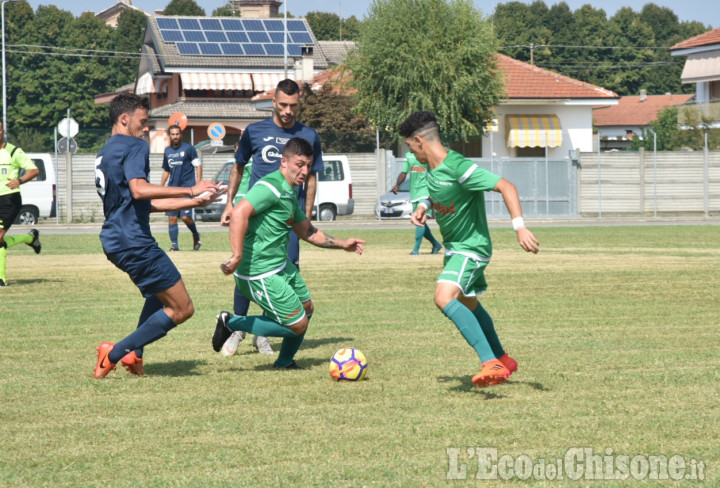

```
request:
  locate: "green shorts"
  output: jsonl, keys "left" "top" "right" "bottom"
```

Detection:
{"left": 438, "top": 251, "right": 491, "bottom": 297}
{"left": 234, "top": 261, "right": 310, "bottom": 326}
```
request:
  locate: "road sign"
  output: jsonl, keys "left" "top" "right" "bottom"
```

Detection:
{"left": 58, "top": 137, "right": 78, "bottom": 154}
{"left": 58, "top": 118, "right": 79, "bottom": 138}
{"left": 207, "top": 123, "right": 226, "bottom": 140}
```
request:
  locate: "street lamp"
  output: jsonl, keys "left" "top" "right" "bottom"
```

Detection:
{"left": 2, "top": 0, "right": 23, "bottom": 140}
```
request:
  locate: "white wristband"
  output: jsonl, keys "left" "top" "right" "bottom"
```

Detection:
{"left": 512, "top": 216, "right": 525, "bottom": 231}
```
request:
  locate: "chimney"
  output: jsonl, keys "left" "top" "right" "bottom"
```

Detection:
{"left": 640, "top": 89, "right": 647, "bottom": 102}
{"left": 301, "top": 46, "right": 314, "bottom": 83}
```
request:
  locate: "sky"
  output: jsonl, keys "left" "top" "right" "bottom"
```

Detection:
{"left": 22, "top": 0, "right": 720, "bottom": 28}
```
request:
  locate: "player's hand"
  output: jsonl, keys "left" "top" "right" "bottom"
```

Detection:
{"left": 220, "top": 207, "right": 233, "bottom": 227}
{"left": 220, "top": 255, "right": 241, "bottom": 275}
{"left": 191, "top": 180, "right": 221, "bottom": 197}
{"left": 342, "top": 238, "right": 365, "bottom": 255}
{"left": 194, "top": 186, "right": 226, "bottom": 207}
{"left": 516, "top": 227, "right": 540, "bottom": 254}
{"left": 410, "top": 207, "right": 427, "bottom": 227}
{"left": 391, "top": 185, "right": 398, "bottom": 194}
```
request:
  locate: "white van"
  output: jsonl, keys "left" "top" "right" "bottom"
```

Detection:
{"left": 16, "top": 153, "right": 56, "bottom": 225}
{"left": 311, "top": 155, "right": 354, "bottom": 221}
{"left": 197, "top": 155, "right": 354, "bottom": 222}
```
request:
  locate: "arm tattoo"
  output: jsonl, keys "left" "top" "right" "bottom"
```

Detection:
{"left": 306, "top": 225, "right": 338, "bottom": 248}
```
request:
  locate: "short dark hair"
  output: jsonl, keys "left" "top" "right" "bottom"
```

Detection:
{"left": 168, "top": 124, "right": 182, "bottom": 133}
{"left": 283, "top": 137, "right": 313, "bottom": 159}
{"left": 109, "top": 93, "right": 150, "bottom": 126}
{"left": 398, "top": 111, "right": 439, "bottom": 138}
{"left": 275, "top": 78, "right": 300, "bottom": 97}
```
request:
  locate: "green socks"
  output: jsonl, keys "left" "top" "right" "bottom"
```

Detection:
{"left": 442, "top": 299, "right": 496, "bottom": 362}
{"left": 0, "top": 246, "right": 6, "bottom": 281}
{"left": 3, "top": 233, "right": 33, "bottom": 247}
{"left": 472, "top": 303, "right": 505, "bottom": 358}
{"left": 227, "top": 313, "right": 299, "bottom": 338}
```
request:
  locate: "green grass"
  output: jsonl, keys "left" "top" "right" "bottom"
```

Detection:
{"left": 1, "top": 225, "right": 719, "bottom": 487}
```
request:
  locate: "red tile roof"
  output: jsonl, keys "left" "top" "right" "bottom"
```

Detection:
{"left": 671, "top": 28, "right": 720, "bottom": 50}
{"left": 498, "top": 54, "right": 618, "bottom": 99}
{"left": 592, "top": 94, "right": 694, "bottom": 126}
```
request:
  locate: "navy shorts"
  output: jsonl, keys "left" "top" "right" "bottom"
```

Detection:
{"left": 0, "top": 192, "right": 22, "bottom": 231}
{"left": 106, "top": 244, "right": 182, "bottom": 298}
{"left": 165, "top": 207, "right": 194, "bottom": 219}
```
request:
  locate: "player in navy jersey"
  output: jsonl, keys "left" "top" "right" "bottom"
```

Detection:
{"left": 161, "top": 125, "right": 203, "bottom": 251}
{"left": 93, "top": 93, "right": 222, "bottom": 379}
{"left": 219, "top": 79, "right": 324, "bottom": 356}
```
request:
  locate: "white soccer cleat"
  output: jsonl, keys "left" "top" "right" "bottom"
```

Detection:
{"left": 253, "top": 335, "right": 274, "bottom": 354}
{"left": 221, "top": 331, "right": 245, "bottom": 356}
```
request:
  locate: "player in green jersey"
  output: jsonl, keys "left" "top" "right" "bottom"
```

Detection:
{"left": 392, "top": 151, "right": 442, "bottom": 255}
{"left": 399, "top": 111, "right": 539, "bottom": 387}
{"left": 213, "top": 137, "right": 365, "bottom": 369}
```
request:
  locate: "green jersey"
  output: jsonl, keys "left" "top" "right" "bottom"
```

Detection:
{"left": 233, "top": 159, "right": 253, "bottom": 205}
{"left": 426, "top": 150, "right": 501, "bottom": 258}
{"left": 402, "top": 151, "right": 430, "bottom": 203}
{"left": 238, "top": 170, "right": 307, "bottom": 277}
{"left": 0, "top": 144, "right": 37, "bottom": 197}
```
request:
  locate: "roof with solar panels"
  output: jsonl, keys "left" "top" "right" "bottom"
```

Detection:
{"left": 143, "top": 16, "right": 332, "bottom": 71}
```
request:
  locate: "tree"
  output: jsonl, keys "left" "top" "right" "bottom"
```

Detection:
{"left": 307, "top": 11, "right": 343, "bottom": 40}
{"left": 162, "top": 0, "right": 205, "bottom": 16}
{"left": 110, "top": 9, "right": 149, "bottom": 88}
{"left": 213, "top": 2, "right": 241, "bottom": 16}
{"left": 298, "top": 81, "right": 376, "bottom": 152}
{"left": 346, "top": 0, "right": 503, "bottom": 142}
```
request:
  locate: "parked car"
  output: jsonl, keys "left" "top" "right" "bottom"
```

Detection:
{"left": 195, "top": 155, "right": 354, "bottom": 222}
{"left": 375, "top": 179, "right": 412, "bottom": 219}
{"left": 15, "top": 153, "right": 56, "bottom": 225}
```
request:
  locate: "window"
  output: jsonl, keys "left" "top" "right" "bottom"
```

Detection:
{"left": 515, "top": 146, "right": 546, "bottom": 158}
{"left": 318, "top": 160, "right": 344, "bottom": 181}
{"left": 19, "top": 159, "right": 46, "bottom": 181}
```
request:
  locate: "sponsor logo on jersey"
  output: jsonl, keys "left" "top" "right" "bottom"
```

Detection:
{"left": 263, "top": 136, "right": 274, "bottom": 141}
{"left": 261, "top": 145, "right": 282, "bottom": 163}
{"left": 434, "top": 201, "right": 456, "bottom": 216}
{"left": 286, "top": 306, "right": 301, "bottom": 319}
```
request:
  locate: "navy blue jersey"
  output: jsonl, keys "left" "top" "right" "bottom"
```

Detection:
{"left": 162, "top": 142, "right": 200, "bottom": 187}
{"left": 235, "top": 118, "right": 323, "bottom": 208}
{"left": 95, "top": 135, "right": 155, "bottom": 253}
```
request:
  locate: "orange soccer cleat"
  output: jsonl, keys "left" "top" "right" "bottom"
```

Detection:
{"left": 472, "top": 358, "right": 511, "bottom": 387}
{"left": 121, "top": 351, "right": 145, "bottom": 376}
{"left": 499, "top": 353, "right": 518, "bottom": 374}
{"left": 94, "top": 342, "right": 117, "bottom": 379}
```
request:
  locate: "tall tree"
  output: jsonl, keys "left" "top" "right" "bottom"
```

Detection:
{"left": 162, "top": 0, "right": 205, "bottom": 16}
{"left": 110, "top": 9, "right": 148, "bottom": 88}
{"left": 347, "top": 0, "right": 503, "bottom": 142}
{"left": 307, "top": 11, "right": 343, "bottom": 40}
{"left": 213, "top": 2, "right": 241, "bottom": 16}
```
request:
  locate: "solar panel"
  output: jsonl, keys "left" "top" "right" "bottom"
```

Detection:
{"left": 157, "top": 18, "right": 179, "bottom": 30}
{"left": 221, "top": 43, "right": 244, "bottom": 56}
{"left": 161, "top": 30, "right": 184, "bottom": 42}
{"left": 184, "top": 30, "right": 206, "bottom": 42}
{"left": 242, "top": 44, "right": 266, "bottom": 56}
{"left": 177, "top": 42, "right": 200, "bottom": 55}
{"left": 200, "top": 18, "right": 222, "bottom": 30}
{"left": 263, "top": 20, "right": 284, "bottom": 32}
{"left": 158, "top": 17, "right": 314, "bottom": 57}
{"left": 199, "top": 43, "right": 223, "bottom": 55}
{"left": 205, "top": 31, "right": 228, "bottom": 42}
{"left": 248, "top": 31, "right": 270, "bottom": 43}
{"left": 264, "top": 44, "right": 284, "bottom": 55}
{"left": 178, "top": 18, "right": 201, "bottom": 30}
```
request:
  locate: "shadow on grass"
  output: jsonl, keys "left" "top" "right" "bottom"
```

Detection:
{"left": 437, "top": 375, "right": 547, "bottom": 397}
{"left": 5, "top": 278, "right": 57, "bottom": 285}
{"left": 144, "top": 360, "right": 206, "bottom": 376}
{"left": 236, "top": 336, "right": 355, "bottom": 356}
{"left": 250, "top": 355, "right": 329, "bottom": 371}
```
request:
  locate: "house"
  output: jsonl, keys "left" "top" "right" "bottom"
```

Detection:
{"left": 95, "top": 0, "right": 151, "bottom": 28}
{"left": 592, "top": 90, "right": 694, "bottom": 150}
{"left": 670, "top": 27, "right": 720, "bottom": 127}
{"left": 486, "top": 54, "right": 618, "bottom": 160}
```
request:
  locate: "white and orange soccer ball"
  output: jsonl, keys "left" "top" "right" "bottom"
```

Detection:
{"left": 329, "top": 347, "right": 368, "bottom": 381}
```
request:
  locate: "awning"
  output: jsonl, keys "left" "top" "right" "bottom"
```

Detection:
{"left": 505, "top": 114, "right": 562, "bottom": 148}
{"left": 180, "top": 72, "right": 253, "bottom": 91}
{"left": 680, "top": 51, "right": 720, "bottom": 84}
{"left": 252, "top": 73, "right": 294, "bottom": 92}
{"left": 135, "top": 72, "right": 156, "bottom": 95}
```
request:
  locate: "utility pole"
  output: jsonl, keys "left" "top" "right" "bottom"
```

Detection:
{"left": 530, "top": 42, "right": 534, "bottom": 65}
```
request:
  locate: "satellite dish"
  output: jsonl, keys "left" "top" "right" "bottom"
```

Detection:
{"left": 168, "top": 112, "right": 188, "bottom": 130}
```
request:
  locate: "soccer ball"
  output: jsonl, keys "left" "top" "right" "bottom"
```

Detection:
{"left": 329, "top": 347, "right": 368, "bottom": 381}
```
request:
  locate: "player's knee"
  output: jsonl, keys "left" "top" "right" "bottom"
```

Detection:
{"left": 289, "top": 317, "right": 308, "bottom": 336}
{"left": 173, "top": 301, "right": 195, "bottom": 324}
{"left": 434, "top": 289, "right": 454, "bottom": 311}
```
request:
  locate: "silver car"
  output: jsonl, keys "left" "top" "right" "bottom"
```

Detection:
{"left": 375, "top": 179, "right": 413, "bottom": 219}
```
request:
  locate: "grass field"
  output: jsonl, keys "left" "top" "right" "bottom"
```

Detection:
{"left": 1, "top": 224, "right": 718, "bottom": 487}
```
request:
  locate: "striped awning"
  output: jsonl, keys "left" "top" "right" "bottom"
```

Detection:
{"left": 505, "top": 114, "right": 562, "bottom": 148}
{"left": 135, "top": 72, "right": 156, "bottom": 95}
{"left": 252, "top": 72, "right": 293, "bottom": 92}
{"left": 180, "top": 72, "right": 254, "bottom": 90}
{"left": 680, "top": 51, "right": 720, "bottom": 84}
